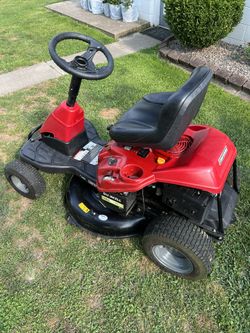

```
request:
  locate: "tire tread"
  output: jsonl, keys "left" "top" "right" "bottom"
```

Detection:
{"left": 142, "top": 214, "right": 214, "bottom": 279}
{"left": 5, "top": 160, "right": 46, "bottom": 199}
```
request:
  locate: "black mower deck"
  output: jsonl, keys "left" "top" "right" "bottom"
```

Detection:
{"left": 66, "top": 176, "right": 148, "bottom": 238}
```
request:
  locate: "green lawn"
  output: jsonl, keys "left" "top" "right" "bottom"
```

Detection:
{"left": 0, "top": 49, "right": 250, "bottom": 333}
{"left": 0, "top": 0, "right": 113, "bottom": 73}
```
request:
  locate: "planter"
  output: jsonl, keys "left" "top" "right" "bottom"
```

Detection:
{"left": 88, "top": 0, "right": 92, "bottom": 12}
{"left": 103, "top": 3, "right": 110, "bottom": 17}
{"left": 80, "top": 0, "right": 90, "bottom": 11}
{"left": 109, "top": 4, "right": 122, "bottom": 20}
{"left": 90, "top": 0, "right": 104, "bottom": 14}
{"left": 121, "top": 3, "right": 138, "bottom": 22}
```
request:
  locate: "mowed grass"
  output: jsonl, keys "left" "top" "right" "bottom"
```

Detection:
{"left": 0, "top": 49, "right": 250, "bottom": 333}
{"left": 0, "top": 0, "right": 113, "bottom": 73}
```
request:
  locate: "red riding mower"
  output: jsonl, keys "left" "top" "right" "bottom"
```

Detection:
{"left": 5, "top": 32, "right": 239, "bottom": 280}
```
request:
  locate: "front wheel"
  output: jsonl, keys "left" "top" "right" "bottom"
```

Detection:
{"left": 142, "top": 214, "right": 214, "bottom": 280}
{"left": 4, "top": 160, "right": 46, "bottom": 199}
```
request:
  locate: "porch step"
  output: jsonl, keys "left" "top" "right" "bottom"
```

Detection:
{"left": 46, "top": 0, "right": 150, "bottom": 39}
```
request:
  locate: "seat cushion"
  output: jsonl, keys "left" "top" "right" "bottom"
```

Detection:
{"left": 109, "top": 93, "right": 172, "bottom": 144}
{"left": 109, "top": 66, "right": 212, "bottom": 149}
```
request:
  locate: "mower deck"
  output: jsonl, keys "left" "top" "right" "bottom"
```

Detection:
{"left": 66, "top": 176, "right": 147, "bottom": 238}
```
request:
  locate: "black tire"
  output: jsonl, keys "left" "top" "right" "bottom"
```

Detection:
{"left": 4, "top": 160, "right": 46, "bottom": 199}
{"left": 142, "top": 214, "right": 214, "bottom": 280}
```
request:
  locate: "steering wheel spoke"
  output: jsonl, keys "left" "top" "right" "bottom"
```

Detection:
{"left": 49, "top": 32, "right": 114, "bottom": 80}
{"left": 87, "top": 60, "right": 97, "bottom": 72}
{"left": 81, "top": 46, "right": 98, "bottom": 62}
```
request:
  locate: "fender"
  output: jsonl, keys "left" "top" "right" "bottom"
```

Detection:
{"left": 97, "top": 125, "right": 237, "bottom": 194}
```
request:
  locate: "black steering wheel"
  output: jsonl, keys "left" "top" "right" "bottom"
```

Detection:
{"left": 49, "top": 32, "right": 114, "bottom": 80}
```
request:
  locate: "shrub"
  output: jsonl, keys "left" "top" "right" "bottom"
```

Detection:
{"left": 108, "top": 0, "right": 121, "bottom": 4}
{"left": 245, "top": 46, "right": 250, "bottom": 62}
{"left": 121, "top": 0, "right": 133, "bottom": 8}
{"left": 164, "top": 0, "right": 245, "bottom": 48}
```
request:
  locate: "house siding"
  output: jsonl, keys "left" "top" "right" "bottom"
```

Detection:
{"left": 223, "top": 0, "right": 250, "bottom": 45}
{"left": 135, "top": 0, "right": 161, "bottom": 26}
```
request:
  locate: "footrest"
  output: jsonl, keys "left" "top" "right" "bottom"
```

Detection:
{"left": 20, "top": 120, "right": 105, "bottom": 183}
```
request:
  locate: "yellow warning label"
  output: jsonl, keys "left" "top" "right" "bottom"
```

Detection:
{"left": 78, "top": 202, "right": 90, "bottom": 213}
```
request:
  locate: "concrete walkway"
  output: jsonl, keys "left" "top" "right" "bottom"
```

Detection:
{"left": 47, "top": 0, "right": 150, "bottom": 39}
{"left": 0, "top": 33, "right": 159, "bottom": 97}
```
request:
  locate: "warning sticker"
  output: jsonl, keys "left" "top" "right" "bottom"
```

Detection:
{"left": 78, "top": 202, "right": 90, "bottom": 213}
{"left": 73, "top": 141, "right": 103, "bottom": 165}
{"left": 73, "top": 150, "right": 89, "bottom": 161}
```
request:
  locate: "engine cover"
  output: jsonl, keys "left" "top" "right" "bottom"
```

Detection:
{"left": 97, "top": 125, "right": 237, "bottom": 194}
{"left": 163, "top": 184, "right": 213, "bottom": 222}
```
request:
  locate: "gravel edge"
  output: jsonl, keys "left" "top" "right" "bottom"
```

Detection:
{"left": 159, "top": 36, "right": 250, "bottom": 95}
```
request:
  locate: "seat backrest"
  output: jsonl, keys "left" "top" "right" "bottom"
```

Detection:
{"left": 158, "top": 66, "right": 213, "bottom": 149}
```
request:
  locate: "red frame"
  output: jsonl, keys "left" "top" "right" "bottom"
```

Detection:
{"left": 38, "top": 102, "right": 237, "bottom": 195}
{"left": 97, "top": 125, "right": 237, "bottom": 194}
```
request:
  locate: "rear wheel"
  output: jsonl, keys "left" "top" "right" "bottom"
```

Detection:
{"left": 4, "top": 160, "right": 46, "bottom": 199}
{"left": 142, "top": 214, "right": 214, "bottom": 280}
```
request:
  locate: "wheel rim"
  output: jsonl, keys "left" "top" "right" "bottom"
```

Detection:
{"left": 10, "top": 175, "right": 29, "bottom": 194}
{"left": 152, "top": 244, "right": 193, "bottom": 274}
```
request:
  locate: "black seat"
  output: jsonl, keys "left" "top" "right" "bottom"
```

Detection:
{"left": 109, "top": 66, "right": 213, "bottom": 150}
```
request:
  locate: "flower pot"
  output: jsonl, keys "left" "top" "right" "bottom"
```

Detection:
{"left": 80, "top": 0, "right": 90, "bottom": 11}
{"left": 90, "top": 0, "right": 104, "bottom": 14}
{"left": 103, "top": 3, "right": 110, "bottom": 17}
{"left": 88, "top": 0, "right": 92, "bottom": 11}
{"left": 109, "top": 4, "right": 122, "bottom": 20}
{"left": 121, "top": 3, "right": 138, "bottom": 22}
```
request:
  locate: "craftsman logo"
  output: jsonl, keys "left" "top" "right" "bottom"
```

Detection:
{"left": 218, "top": 146, "right": 228, "bottom": 166}
{"left": 103, "top": 192, "right": 122, "bottom": 203}
{"left": 101, "top": 195, "right": 124, "bottom": 209}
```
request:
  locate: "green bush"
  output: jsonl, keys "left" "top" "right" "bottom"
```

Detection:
{"left": 164, "top": 0, "right": 245, "bottom": 48}
{"left": 245, "top": 46, "right": 250, "bottom": 61}
{"left": 108, "top": 0, "right": 121, "bottom": 4}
